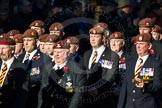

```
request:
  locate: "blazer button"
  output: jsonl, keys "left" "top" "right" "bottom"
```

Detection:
{"left": 132, "top": 90, "right": 136, "bottom": 93}
{"left": 133, "top": 99, "right": 135, "bottom": 101}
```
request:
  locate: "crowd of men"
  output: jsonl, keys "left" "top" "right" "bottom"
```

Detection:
{"left": 1, "top": 0, "right": 162, "bottom": 108}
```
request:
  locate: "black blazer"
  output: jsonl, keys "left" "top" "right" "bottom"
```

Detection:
{"left": 83, "top": 47, "right": 119, "bottom": 108}
{"left": 0, "top": 58, "right": 28, "bottom": 108}
{"left": 40, "top": 60, "right": 86, "bottom": 108}
{"left": 117, "top": 55, "right": 162, "bottom": 108}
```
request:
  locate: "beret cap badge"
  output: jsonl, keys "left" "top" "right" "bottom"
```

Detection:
{"left": 92, "top": 30, "right": 96, "bottom": 34}
{"left": 31, "top": 32, "right": 35, "bottom": 36}
{"left": 145, "top": 22, "right": 150, "bottom": 26}
{"left": 139, "top": 36, "right": 142, "bottom": 41}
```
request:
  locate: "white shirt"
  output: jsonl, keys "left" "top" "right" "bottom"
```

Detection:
{"left": 53, "top": 61, "right": 67, "bottom": 70}
{"left": 0, "top": 57, "right": 15, "bottom": 87}
{"left": 134, "top": 54, "right": 149, "bottom": 72}
{"left": 88, "top": 45, "right": 106, "bottom": 69}
{"left": 23, "top": 49, "right": 37, "bottom": 63}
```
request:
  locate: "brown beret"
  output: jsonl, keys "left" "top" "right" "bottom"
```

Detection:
{"left": 39, "top": 34, "right": 48, "bottom": 42}
{"left": 29, "top": 20, "right": 44, "bottom": 28}
{"left": 49, "top": 22, "right": 64, "bottom": 31}
{"left": 109, "top": 32, "right": 124, "bottom": 40}
{"left": 152, "top": 25, "right": 162, "bottom": 33}
{"left": 94, "top": 22, "right": 108, "bottom": 29}
{"left": 136, "top": 33, "right": 151, "bottom": 43}
{"left": 13, "top": 34, "right": 23, "bottom": 43}
{"left": 54, "top": 40, "right": 70, "bottom": 49}
{"left": 7, "top": 29, "right": 20, "bottom": 36}
{"left": 0, "top": 35, "right": 15, "bottom": 45}
{"left": 23, "top": 29, "right": 38, "bottom": 39}
{"left": 65, "top": 36, "right": 79, "bottom": 44}
{"left": 89, "top": 27, "right": 105, "bottom": 35}
{"left": 46, "top": 34, "right": 60, "bottom": 43}
{"left": 138, "top": 18, "right": 154, "bottom": 27}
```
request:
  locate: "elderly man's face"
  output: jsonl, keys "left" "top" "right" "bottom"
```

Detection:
{"left": 139, "top": 27, "right": 151, "bottom": 34}
{"left": 53, "top": 48, "right": 68, "bottom": 65}
{"left": 90, "top": 34, "right": 103, "bottom": 49}
{"left": 0, "top": 45, "right": 14, "bottom": 61}
{"left": 136, "top": 42, "right": 152, "bottom": 57}
{"left": 109, "top": 39, "right": 125, "bottom": 53}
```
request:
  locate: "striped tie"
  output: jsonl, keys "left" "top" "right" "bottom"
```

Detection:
{"left": 23, "top": 53, "right": 30, "bottom": 63}
{"left": 0, "top": 62, "right": 7, "bottom": 87}
{"left": 134, "top": 58, "right": 143, "bottom": 79}
{"left": 91, "top": 51, "right": 97, "bottom": 64}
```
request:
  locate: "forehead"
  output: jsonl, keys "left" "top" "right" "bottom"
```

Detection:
{"left": 0, "top": 44, "right": 9, "bottom": 48}
{"left": 23, "top": 37, "right": 35, "bottom": 40}
{"left": 31, "top": 26, "right": 41, "bottom": 29}
{"left": 110, "top": 39, "right": 124, "bottom": 41}
{"left": 54, "top": 48, "right": 66, "bottom": 52}
{"left": 90, "top": 34, "right": 101, "bottom": 37}
{"left": 136, "top": 41, "right": 148, "bottom": 44}
{"left": 139, "top": 27, "right": 150, "bottom": 29}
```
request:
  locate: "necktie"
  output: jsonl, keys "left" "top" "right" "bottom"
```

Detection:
{"left": 24, "top": 53, "right": 30, "bottom": 63}
{"left": 91, "top": 51, "right": 97, "bottom": 64}
{"left": 0, "top": 62, "right": 7, "bottom": 87}
{"left": 134, "top": 58, "right": 143, "bottom": 79}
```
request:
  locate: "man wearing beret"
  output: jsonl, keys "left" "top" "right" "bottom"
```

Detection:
{"left": 6, "top": 29, "right": 20, "bottom": 39}
{"left": 17, "top": 29, "right": 49, "bottom": 108}
{"left": 151, "top": 25, "right": 162, "bottom": 42}
{"left": 65, "top": 36, "right": 83, "bottom": 64}
{"left": 45, "top": 34, "right": 60, "bottom": 59}
{"left": 83, "top": 26, "right": 119, "bottom": 108}
{"left": 0, "top": 36, "right": 28, "bottom": 108}
{"left": 117, "top": 33, "right": 162, "bottom": 108}
{"left": 130, "top": 17, "right": 162, "bottom": 62}
{"left": 40, "top": 40, "right": 86, "bottom": 108}
{"left": 29, "top": 20, "right": 45, "bottom": 36}
{"left": 38, "top": 34, "right": 48, "bottom": 54}
{"left": 13, "top": 33, "right": 24, "bottom": 58}
{"left": 49, "top": 22, "right": 65, "bottom": 39}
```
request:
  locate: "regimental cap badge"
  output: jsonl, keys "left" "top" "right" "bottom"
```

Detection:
{"left": 56, "top": 43, "right": 61, "bottom": 48}
{"left": 35, "top": 22, "right": 39, "bottom": 26}
{"left": 139, "top": 36, "right": 142, "bottom": 41}
{"left": 54, "top": 27, "right": 58, "bottom": 31}
{"left": 92, "top": 30, "right": 97, "bottom": 34}
{"left": 31, "top": 31, "right": 35, "bottom": 36}
{"left": 145, "top": 22, "right": 150, "bottom": 26}
{"left": 114, "top": 32, "right": 119, "bottom": 38}
{"left": 66, "top": 39, "right": 71, "bottom": 44}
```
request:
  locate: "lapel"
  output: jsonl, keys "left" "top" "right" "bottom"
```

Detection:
{"left": 142, "top": 55, "right": 152, "bottom": 68}
{"left": 85, "top": 50, "right": 92, "bottom": 69}
{"left": 3, "top": 58, "right": 17, "bottom": 86}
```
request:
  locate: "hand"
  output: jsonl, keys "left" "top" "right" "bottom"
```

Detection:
{"left": 134, "top": 77, "right": 144, "bottom": 88}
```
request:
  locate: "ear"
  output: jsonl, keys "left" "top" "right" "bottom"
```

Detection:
{"left": 41, "top": 28, "right": 45, "bottom": 33}
{"left": 122, "top": 40, "right": 125, "bottom": 46}
{"left": 148, "top": 43, "right": 152, "bottom": 50}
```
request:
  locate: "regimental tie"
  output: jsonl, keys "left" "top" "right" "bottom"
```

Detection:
{"left": 23, "top": 53, "right": 30, "bottom": 63}
{"left": 0, "top": 62, "right": 7, "bottom": 87}
{"left": 134, "top": 58, "right": 143, "bottom": 79}
{"left": 91, "top": 51, "right": 97, "bottom": 64}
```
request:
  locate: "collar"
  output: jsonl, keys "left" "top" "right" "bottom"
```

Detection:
{"left": 53, "top": 61, "right": 68, "bottom": 70}
{"left": 26, "top": 49, "right": 37, "bottom": 60}
{"left": 2, "top": 56, "right": 14, "bottom": 68}
{"left": 138, "top": 54, "right": 149, "bottom": 64}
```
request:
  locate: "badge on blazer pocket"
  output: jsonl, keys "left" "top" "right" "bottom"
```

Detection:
{"left": 30, "top": 67, "right": 40, "bottom": 76}
{"left": 139, "top": 68, "right": 154, "bottom": 83}
{"left": 99, "top": 59, "right": 113, "bottom": 69}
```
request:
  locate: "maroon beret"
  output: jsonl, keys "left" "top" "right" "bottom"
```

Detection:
{"left": 23, "top": 29, "right": 38, "bottom": 39}
{"left": 13, "top": 34, "right": 23, "bottom": 43}
{"left": 152, "top": 25, "right": 162, "bottom": 33}
{"left": 7, "top": 29, "right": 20, "bottom": 36}
{"left": 89, "top": 27, "right": 105, "bottom": 35}
{"left": 46, "top": 34, "right": 60, "bottom": 43}
{"left": 49, "top": 22, "right": 64, "bottom": 31}
{"left": 0, "top": 35, "right": 15, "bottom": 45}
{"left": 30, "top": 20, "right": 44, "bottom": 28}
{"left": 109, "top": 32, "right": 124, "bottom": 40}
{"left": 54, "top": 40, "right": 70, "bottom": 49}
{"left": 94, "top": 22, "right": 108, "bottom": 29}
{"left": 136, "top": 33, "right": 151, "bottom": 43}
{"left": 65, "top": 36, "right": 79, "bottom": 44}
{"left": 39, "top": 34, "right": 48, "bottom": 42}
{"left": 138, "top": 18, "right": 154, "bottom": 27}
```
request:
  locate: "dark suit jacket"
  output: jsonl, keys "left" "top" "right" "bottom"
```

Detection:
{"left": 40, "top": 60, "right": 86, "bottom": 108}
{"left": 18, "top": 50, "right": 50, "bottom": 108}
{"left": 117, "top": 55, "right": 162, "bottom": 108}
{"left": 83, "top": 47, "right": 119, "bottom": 108}
{"left": 0, "top": 58, "right": 28, "bottom": 108}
